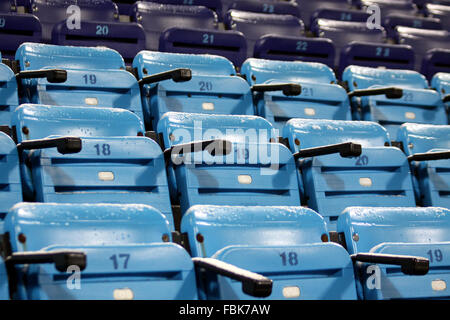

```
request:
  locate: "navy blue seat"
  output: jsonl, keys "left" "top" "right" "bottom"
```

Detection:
{"left": 241, "top": 58, "right": 352, "bottom": 130}
{"left": 26, "top": 0, "right": 145, "bottom": 62}
{"left": 384, "top": 14, "right": 442, "bottom": 39}
{"left": 130, "top": 1, "right": 218, "bottom": 51}
{"left": 343, "top": 65, "right": 448, "bottom": 139}
{"left": 426, "top": 3, "right": 450, "bottom": 31}
{"left": 224, "top": 9, "right": 305, "bottom": 58}
{"left": 360, "top": 0, "right": 419, "bottom": 23}
{"left": 228, "top": 0, "right": 301, "bottom": 18}
{"left": 397, "top": 123, "right": 450, "bottom": 208}
{"left": 182, "top": 205, "right": 358, "bottom": 300}
{"left": 0, "top": 131, "right": 22, "bottom": 234}
{"left": 295, "top": 0, "right": 355, "bottom": 30}
{"left": 113, "top": 0, "right": 136, "bottom": 15}
{"left": 1, "top": 202, "right": 198, "bottom": 300}
{"left": 146, "top": 0, "right": 223, "bottom": 20}
{"left": 338, "top": 206, "right": 449, "bottom": 299}
{"left": 15, "top": 43, "right": 145, "bottom": 123}
{"left": 0, "top": 0, "right": 14, "bottom": 12}
{"left": 0, "top": 56, "right": 19, "bottom": 126}
{"left": 395, "top": 26, "right": 450, "bottom": 77}
{"left": 11, "top": 104, "right": 175, "bottom": 230}
{"left": 283, "top": 119, "right": 416, "bottom": 230}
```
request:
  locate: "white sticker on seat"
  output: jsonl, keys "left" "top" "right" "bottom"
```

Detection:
{"left": 98, "top": 171, "right": 114, "bottom": 181}
{"left": 202, "top": 102, "right": 215, "bottom": 111}
{"left": 113, "top": 288, "right": 134, "bottom": 300}
{"left": 238, "top": 175, "right": 252, "bottom": 184}
{"left": 304, "top": 108, "right": 316, "bottom": 116}
{"left": 85, "top": 97, "right": 98, "bottom": 105}
{"left": 405, "top": 112, "right": 416, "bottom": 120}
{"left": 283, "top": 286, "right": 300, "bottom": 298}
{"left": 432, "top": 280, "right": 446, "bottom": 291}
{"left": 359, "top": 177, "right": 372, "bottom": 187}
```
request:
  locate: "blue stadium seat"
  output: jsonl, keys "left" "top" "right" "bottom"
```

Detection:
{"left": 431, "top": 72, "right": 450, "bottom": 115}
{"left": 0, "top": 131, "right": 22, "bottom": 234}
{"left": 241, "top": 58, "right": 352, "bottom": 130}
{"left": 146, "top": 0, "right": 223, "bottom": 21}
{"left": 130, "top": 1, "right": 218, "bottom": 51}
{"left": 227, "top": 0, "right": 301, "bottom": 18}
{"left": 360, "top": 0, "right": 419, "bottom": 23}
{"left": 113, "top": 0, "right": 135, "bottom": 16}
{"left": 343, "top": 65, "right": 447, "bottom": 139}
{"left": 11, "top": 104, "right": 175, "bottom": 230}
{"left": 283, "top": 119, "right": 416, "bottom": 229}
{"left": 426, "top": 3, "right": 450, "bottom": 31}
{"left": 397, "top": 123, "right": 450, "bottom": 207}
{"left": 224, "top": 9, "right": 305, "bottom": 58}
{"left": 27, "top": 0, "right": 145, "bottom": 62}
{"left": 384, "top": 14, "right": 442, "bottom": 39}
{"left": 1, "top": 202, "right": 198, "bottom": 300}
{"left": 15, "top": 43, "right": 145, "bottom": 123}
{"left": 295, "top": 0, "right": 355, "bottom": 30}
{"left": 337, "top": 206, "right": 449, "bottom": 299}
{"left": 181, "top": 205, "right": 358, "bottom": 300}
{"left": 395, "top": 27, "right": 450, "bottom": 78}
{"left": 133, "top": 51, "right": 299, "bottom": 130}
{"left": 159, "top": 28, "right": 248, "bottom": 69}
{"left": 0, "top": 57, "right": 19, "bottom": 125}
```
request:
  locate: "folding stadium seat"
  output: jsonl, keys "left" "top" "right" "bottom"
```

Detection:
{"left": 0, "top": 202, "right": 199, "bottom": 300}
{"left": 295, "top": 0, "right": 356, "bottom": 30}
{"left": 360, "top": 0, "right": 419, "bottom": 23}
{"left": 147, "top": 0, "right": 223, "bottom": 19}
{"left": 181, "top": 205, "right": 359, "bottom": 300}
{"left": 240, "top": 58, "right": 352, "bottom": 130}
{"left": 395, "top": 26, "right": 450, "bottom": 78}
{"left": 397, "top": 123, "right": 450, "bottom": 207}
{"left": 227, "top": 0, "right": 301, "bottom": 18}
{"left": 0, "top": 0, "right": 41, "bottom": 59}
{"left": 431, "top": 72, "right": 450, "bottom": 115}
{"left": 26, "top": 0, "right": 145, "bottom": 62}
{"left": 0, "top": 131, "right": 22, "bottom": 235}
{"left": 10, "top": 104, "right": 176, "bottom": 230}
{"left": 384, "top": 14, "right": 442, "bottom": 39}
{"left": 343, "top": 65, "right": 447, "bottom": 140}
{"left": 14, "top": 42, "right": 145, "bottom": 123}
{"left": 224, "top": 9, "right": 305, "bottom": 58}
{"left": 426, "top": 3, "right": 450, "bottom": 31}
{"left": 0, "top": 55, "right": 19, "bottom": 126}
{"left": 337, "top": 206, "right": 449, "bottom": 300}
{"left": 132, "top": 50, "right": 300, "bottom": 130}
{"left": 282, "top": 119, "right": 416, "bottom": 230}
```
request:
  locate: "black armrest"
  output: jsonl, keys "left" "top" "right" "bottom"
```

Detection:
{"left": 16, "top": 69, "right": 67, "bottom": 83}
{"left": 138, "top": 68, "right": 192, "bottom": 87}
{"left": 351, "top": 253, "right": 429, "bottom": 276}
{"left": 348, "top": 87, "right": 403, "bottom": 99}
{"left": 408, "top": 150, "right": 450, "bottom": 162}
{"left": 443, "top": 95, "right": 450, "bottom": 103}
{"left": 251, "top": 83, "right": 301, "bottom": 96}
{"left": 164, "top": 139, "right": 232, "bottom": 164}
{"left": 17, "top": 137, "right": 82, "bottom": 154}
{"left": 5, "top": 250, "right": 87, "bottom": 272}
{"left": 192, "top": 257, "right": 272, "bottom": 298}
{"left": 294, "top": 142, "right": 362, "bottom": 160}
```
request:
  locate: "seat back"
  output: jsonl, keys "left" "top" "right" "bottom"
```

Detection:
{"left": 360, "top": 0, "right": 418, "bottom": 22}
{"left": 3, "top": 202, "right": 197, "bottom": 300}
{"left": 344, "top": 65, "right": 447, "bottom": 138}
{"left": 337, "top": 206, "right": 450, "bottom": 299}
{"left": 0, "top": 60, "right": 19, "bottom": 125}
{"left": 241, "top": 58, "right": 351, "bottom": 129}
{"left": 133, "top": 51, "right": 253, "bottom": 129}
{"left": 225, "top": 9, "right": 304, "bottom": 57}
{"left": 384, "top": 14, "right": 442, "bottom": 39}
{"left": 228, "top": 0, "right": 301, "bottom": 17}
{"left": 181, "top": 205, "right": 357, "bottom": 300}
{"left": 283, "top": 119, "right": 416, "bottom": 228}
{"left": 432, "top": 72, "right": 450, "bottom": 101}
{"left": 130, "top": 1, "right": 218, "bottom": 50}
{"left": 15, "top": 43, "right": 145, "bottom": 122}
{"left": 426, "top": 3, "right": 450, "bottom": 31}
{"left": 296, "top": 0, "right": 354, "bottom": 30}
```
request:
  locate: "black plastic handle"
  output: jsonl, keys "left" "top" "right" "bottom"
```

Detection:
{"left": 348, "top": 87, "right": 403, "bottom": 99}
{"left": 192, "top": 257, "right": 272, "bottom": 298}
{"left": 16, "top": 69, "right": 68, "bottom": 83}
{"left": 294, "top": 142, "right": 362, "bottom": 160}
{"left": 5, "top": 250, "right": 87, "bottom": 272}
{"left": 164, "top": 139, "right": 232, "bottom": 164}
{"left": 351, "top": 253, "right": 429, "bottom": 276}
{"left": 138, "top": 68, "right": 192, "bottom": 87}
{"left": 408, "top": 150, "right": 450, "bottom": 162}
{"left": 443, "top": 94, "right": 450, "bottom": 103}
{"left": 17, "top": 137, "right": 82, "bottom": 154}
{"left": 251, "top": 83, "right": 301, "bottom": 96}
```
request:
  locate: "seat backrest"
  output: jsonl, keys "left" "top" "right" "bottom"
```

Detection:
{"left": 157, "top": 112, "right": 276, "bottom": 149}
{"left": 397, "top": 123, "right": 450, "bottom": 155}
{"left": 4, "top": 202, "right": 171, "bottom": 252}
{"left": 296, "top": 0, "right": 353, "bottom": 30}
{"left": 432, "top": 72, "right": 450, "bottom": 98}
{"left": 131, "top": 1, "right": 218, "bottom": 50}
{"left": 360, "top": 0, "right": 418, "bottom": 22}
{"left": 338, "top": 206, "right": 450, "bottom": 254}
{"left": 426, "top": 3, "right": 450, "bottom": 31}
{"left": 12, "top": 104, "right": 144, "bottom": 143}
{"left": 0, "top": 61, "right": 19, "bottom": 126}
{"left": 228, "top": 0, "right": 300, "bottom": 17}
{"left": 225, "top": 9, "right": 304, "bottom": 57}
{"left": 26, "top": 0, "right": 119, "bottom": 42}
{"left": 384, "top": 14, "right": 442, "bottom": 39}
{"left": 147, "top": 0, "right": 222, "bottom": 17}
{"left": 182, "top": 205, "right": 328, "bottom": 258}
{"left": 0, "top": 0, "right": 15, "bottom": 12}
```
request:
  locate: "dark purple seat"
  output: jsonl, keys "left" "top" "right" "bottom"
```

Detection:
{"left": 384, "top": 14, "right": 442, "bottom": 39}
{"left": 311, "top": 8, "right": 371, "bottom": 27}
{"left": 254, "top": 35, "right": 335, "bottom": 69}
{"left": 144, "top": 0, "right": 223, "bottom": 20}
{"left": 159, "top": 27, "right": 247, "bottom": 68}
{"left": 113, "top": 0, "right": 136, "bottom": 15}
{"left": 426, "top": 3, "right": 450, "bottom": 31}
{"left": 360, "top": 0, "right": 418, "bottom": 23}
{"left": 225, "top": 9, "right": 305, "bottom": 57}
{"left": 130, "top": 1, "right": 218, "bottom": 50}
{"left": 339, "top": 42, "right": 415, "bottom": 74}
{"left": 228, "top": 0, "right": 300, "bottom": 17}
{"left": 396, "top": 26, "right": 450, "bottom": 77}
{"left": 0, "top": 0, "right": 14, "bottom": 12}
{"left": 295, "top": 0, "right": 355, "bottom": 30}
